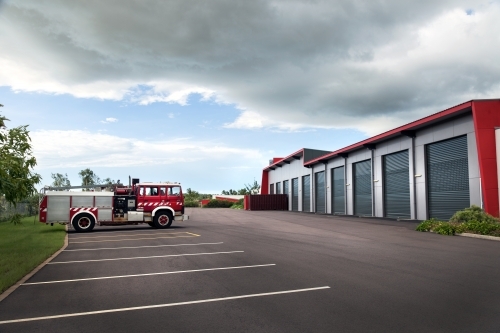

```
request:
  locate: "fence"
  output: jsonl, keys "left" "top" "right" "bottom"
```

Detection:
{"left": 0, "top": 197, "right": 39, "bottom": 222}
{"left": 244, "top": 194, "right": 288, "bottom": 211}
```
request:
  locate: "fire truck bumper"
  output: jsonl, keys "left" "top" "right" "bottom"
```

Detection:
{"left": 175, "top": 214, "right": 189, "bottom": 221}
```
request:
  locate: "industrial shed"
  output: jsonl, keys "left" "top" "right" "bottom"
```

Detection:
{"left": 261, "top": 99, "right": 500, "bottom": 220}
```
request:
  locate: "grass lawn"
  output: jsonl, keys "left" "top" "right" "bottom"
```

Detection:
{"left": 0, "top": 216, "right": 66, "bottom": 294}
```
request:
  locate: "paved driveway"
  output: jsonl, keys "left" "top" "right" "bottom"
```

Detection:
{"left": 0, "top": 208, "right": 499, "bottom": 332}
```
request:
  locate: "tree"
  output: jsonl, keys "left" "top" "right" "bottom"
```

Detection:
{"left": 78, "top": 168, "right": 100, "bottom": 190}
{"left": 51, "top": 173, "right": 71, "bottom": 188}
{"left": 221, "top": 180, "right": 260, "bottom": 195}
{"left": 244, "top": 180, "right": 261, "bottom": 195}
{"left": 0, "top": 106, "right": 41, "bottom": 205}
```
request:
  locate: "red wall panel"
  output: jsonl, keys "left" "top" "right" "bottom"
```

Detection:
{"left": 472, "top": 100, "right": 500, "bottom": 217}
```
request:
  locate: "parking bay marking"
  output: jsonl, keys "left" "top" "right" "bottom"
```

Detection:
{"left": 70, "top": 234, "right": 200, "bottom": 244}
{"left": 0, "top": 286, "right": 330, "bottom": 325}
{"left": 23, "top": 263, "right": 276, "bottom": 285}
{"left": 64, "top": 242, "right": 223, "bottom": 252}
{"left": 49, "top": 250, "right": 244, "bottom": 264}
{"left": 69, "top": 232, "right": 190, "bottom": 240}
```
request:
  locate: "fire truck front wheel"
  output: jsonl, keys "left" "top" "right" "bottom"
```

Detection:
{"left": 153, "top": 210, "right": 173, "bottom": 229}
{"left": 73, "top": 213, "right": 96, "bottom": 232}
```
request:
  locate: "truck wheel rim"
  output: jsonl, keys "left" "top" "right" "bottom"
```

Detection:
{"left": 78, "top": 217, "right": 91, "bottom": 229}
{"left": 158, "top": 215, "right": 169, "bottom": 226}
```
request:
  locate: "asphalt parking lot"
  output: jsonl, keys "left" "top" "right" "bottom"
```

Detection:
{"left": 0, "top": 208, "right": 499, "bottom": 332}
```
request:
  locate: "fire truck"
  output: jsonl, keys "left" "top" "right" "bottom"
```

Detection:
{"left": 39, "top": 178, "right": 188, "bottom": 232}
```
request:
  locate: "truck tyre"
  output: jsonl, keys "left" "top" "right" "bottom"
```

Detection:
{"left": 154, "top": 210, "right": 173, "bottom": 229}
{"left": 147, "top": 222, "right": 156, "bottom": 228}
{"left": 73, "top": 213, "right": 95, "bottom": 232}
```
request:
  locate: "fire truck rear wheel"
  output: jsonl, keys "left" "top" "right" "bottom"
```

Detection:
{"left": 154, "top": 210, "right": 173, "bottom": 229}
{"left": 73, "top": 213, "right": 95, "bottom": 232}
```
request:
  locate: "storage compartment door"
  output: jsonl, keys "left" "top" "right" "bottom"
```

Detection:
{"left": 47, "top": 196, "right": 70, "bottom": 222}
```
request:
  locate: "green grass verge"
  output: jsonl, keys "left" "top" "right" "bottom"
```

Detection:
{"left": 0, "top": 216, "right": 66, "bottom": 294}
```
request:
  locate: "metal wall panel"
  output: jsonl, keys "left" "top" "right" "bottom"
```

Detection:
{"left": 292, "top": 178, "right": 299, "bottom": 211}
{"left": 95, "top": 196, "right": 113, "bottom": 208}
{"left": 98, "top": 208, "right": 112, "bottom": 221}
{"left": 383, "top": 150, "right": 411, "bottom": 219}
{"left": 427, "top": 135, "right": 469, "bottom": 220}
{"left": 332, "top": 166, "right": 345, "bottom": 214}
{"left": 315, "top": 171, "right": 325, "bottom": 213}
{"left": 354, "top": 160, "right": 372, "bottom": 216}
{"left": 47, "top": 196, "right": 70, "bottom": 222}
{"left": 302, "top": 175, "right": 311, "bottom": 212}
{"left": 71, "top": 196, "right": 93, "bottom": 208}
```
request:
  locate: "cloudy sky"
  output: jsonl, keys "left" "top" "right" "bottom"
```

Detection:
{"left": 1, "top": 0, "right": 499, "bottom": 193}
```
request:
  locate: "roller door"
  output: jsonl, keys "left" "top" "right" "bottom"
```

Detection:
{"left": 276, "top": 182, "right": 281, "bottom": 194}
{"left": 302, "top": 175, "right": 311, "bottom": 212}
{"left": 291, "top": 178, "right": 299, "bottom": 211}
{"left": 315, "top": 171, "right": 325, "bottom": 213}
{"left": 383, "top": 150, "right": 411, "bottom": 219}
{"left": 427, "top": 135, "right": 469, "bottom": 220}
{"left": 283, "top": 180, "right": 290, "bottom": 210}
{"left": 354, "top": 160, "right": 372, "bottom": 216}
{"left": 332, "top": 166, "right": 345, "bottom": 214}
{"left": 270, "top": 183, "right": 274, "bottom": 194}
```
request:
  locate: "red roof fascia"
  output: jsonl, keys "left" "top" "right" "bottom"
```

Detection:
{"left": 304, "top": 101, "right": 473, "bottom": 166}
{"left": 263, "top": 148, "right": 304, "bottom": 171}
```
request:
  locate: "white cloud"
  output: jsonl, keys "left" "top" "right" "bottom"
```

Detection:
{"left": 1, "top": 1, "right": 499, "bottom": 135}
{"left": 100, "top": 117, "right": 118, "bottom": 124}
{"left": 30, "top": 130, "right": 265, "bottom": 169}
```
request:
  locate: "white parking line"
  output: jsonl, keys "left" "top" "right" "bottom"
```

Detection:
{"left": 23, "top": 264, "right": 276, "bottom": 285}
{"left": 0, "top": 286, "right": 330, "bottom": 324}
{"left": 69, "top": 232, "right": 186, "bottom": 240}
{"left": 49, "top": 250, "right": 244, "bottom": 264}
{"left": 64, "top": 242, "right": 223, "bottom": 252}
{"left": 70, "top": 234, "right": 199, "bottom": 244}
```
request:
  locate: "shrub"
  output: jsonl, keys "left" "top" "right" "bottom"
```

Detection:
{"left": 203, "top": 199, "right": 234, "bottom": 208}
{"left": 416, "top": 218, "right": 441, "bottom": 232}
{"left": 433, "top": 222, "right": 455, "bottom": 235}
{"left": 230, "top": 198, "right": 244, "bottom": 210}
{"left": 184, "top": 201, "right": 199, "bottom": 208}
{"left": 416, "top": 206, "right": 500, "bottom": 237}
{"left": 449, "top": 205, "right": 498, "bottom": 224}
{"left": 461, "top": 220, "right": 500, "bottom": 235}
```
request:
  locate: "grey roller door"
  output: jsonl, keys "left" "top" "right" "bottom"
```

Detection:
{"left": 354, "top": 160, "right": 372, "bottom": 216}
{"left": 270, "top": 183, "right": 274, "bottom": 194}
{"left": 302, "top": 175, "right": 311, "bottom": 212}
{"left": 276, "top": 182, "right": 281, "bottom": 194}
{"left": 283, "top": 180, "right": 289, "bottom": 210}
{"left": 427, "top": 135, "right": 469, "bottom": 220}
{"left": 315, "top": 171, "right": 325, "bottom": 214}
{"left": 291, "top": 178, "right": 299, "bottom": 211}
{"left": 332, "top": 166, "right": 345, "bottom": 214}
{"left": 383, "top": 150, "right": 411, "bottom": 219}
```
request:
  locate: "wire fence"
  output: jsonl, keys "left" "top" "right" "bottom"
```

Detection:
{"left": 0, "top": 197, "right": 39, "bottom": 222}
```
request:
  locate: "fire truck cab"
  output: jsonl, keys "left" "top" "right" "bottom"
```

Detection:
{"left": 39, "top": 180, "right": 188, "bottom": 232}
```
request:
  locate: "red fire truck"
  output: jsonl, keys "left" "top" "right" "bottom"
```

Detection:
{"left": 39, "top": 178, "right": 188, "bottom": 232}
